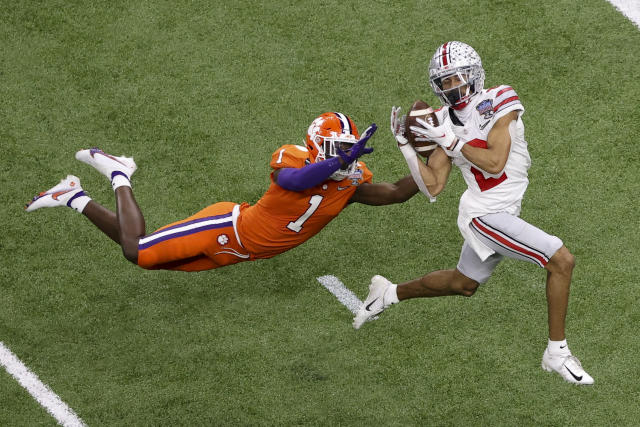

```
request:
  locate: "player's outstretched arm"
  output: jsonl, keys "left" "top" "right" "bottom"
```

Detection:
{"left": 349, "top": 175, "right": 419, "bottom": 206}
{"left": 275, "top": 124, "right": 377, "bottom": 192}
{"left": 275, "top": 157, "right": 343, "bottom": 191}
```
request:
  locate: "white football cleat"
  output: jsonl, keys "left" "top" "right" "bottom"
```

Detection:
{"left": 25, "top": 175, "right": 84, "bottom": 212}
{"left": 353, "top": 275, "right": 396, "bottom": 330}
{"left": 541, "top": 349, "right": 594, "bottom": 385}
{"left": 75, "top": 148, "right": 137, "bottom": 181}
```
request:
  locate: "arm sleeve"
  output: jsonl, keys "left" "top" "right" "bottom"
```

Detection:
{"left": 276, "top": 157, "right": 342, "bottom": 191}
{"left": 398, "top": 144, "right": 436, "bottom": 202}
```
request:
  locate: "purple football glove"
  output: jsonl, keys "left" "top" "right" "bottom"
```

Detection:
{"left": 337, "top": 123, "right": 376, "bottom": 164}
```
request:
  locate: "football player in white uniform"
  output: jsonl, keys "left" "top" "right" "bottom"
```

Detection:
{"left": 354, "top": 41, "right": 593, "bottom": 385}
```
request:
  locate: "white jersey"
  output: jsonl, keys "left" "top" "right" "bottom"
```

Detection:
{"left": 434, "top": 85, "right": 530, "bottom": 260}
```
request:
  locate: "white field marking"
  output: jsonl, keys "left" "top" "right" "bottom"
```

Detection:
{"left": 317, "top": 275, "right": 363, "bottom": 314}
{"left": 606, "top": 0, "right": 640, "bottom": 29}
{"left": 0, "top": 342, "right": 86, "bottom": 427}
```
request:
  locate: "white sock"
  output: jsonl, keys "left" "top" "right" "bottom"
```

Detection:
{"left": 548, "top": 339, "right": 570, "bottom": 355}
{"left": 384, "top": 284, "right": 399, "bottom": 305}
{"left": 111, "top": 173, "right": 131, "bottom": 191}
{"left": 67, "top": 191, "right": 91, "bottom": 213}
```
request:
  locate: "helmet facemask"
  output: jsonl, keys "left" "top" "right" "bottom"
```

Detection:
{"left": 313, "top": 133, "right": 359, "bottom": 180}
{"left": 430, "top": 67, "right": 470, "bottom": 106}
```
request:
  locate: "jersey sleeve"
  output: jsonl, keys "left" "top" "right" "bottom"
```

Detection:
{"left": 491, "top": 85, "right": 524, "bottom": 121}
{"left": 269, "top": 145, "right": 311, "bottom": 170}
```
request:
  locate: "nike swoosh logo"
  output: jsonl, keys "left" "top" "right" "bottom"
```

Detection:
{"left": 90, "top": 149, "right": 127, "bottom": 166}
{"left": 564, "top": 364, "right": 583, "bottom": 381}
{"left": 560, "top": 345, "right": 567, "bottom": 349}
{"left": 479, "top": 121, "right": 491, "bottom": 130}
{"left": 365, "top": 298, "right": 379, "bottom": 311}
{"left": 52, "top": 190, "right": 72, "bottom": 200}
{"left": 337, "top": 186, "right": 350, "bottom": 191}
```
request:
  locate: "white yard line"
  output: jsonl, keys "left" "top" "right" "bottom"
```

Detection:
{"left": 606, "top": 0, "right": 640, "bottom": 29}
{"left": 317, "top": 275, "right": 363, "bottom": 314}
{"left": 0, "top": 342, "right": 86, "bottom": 427}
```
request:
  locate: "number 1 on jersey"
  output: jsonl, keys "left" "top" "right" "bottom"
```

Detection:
{"left": 287, "top": 195, "right": 323, "bottom": 232}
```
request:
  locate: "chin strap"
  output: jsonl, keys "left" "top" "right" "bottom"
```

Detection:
{"left": 398, "top": 144, "right": 436, "bottom": 203}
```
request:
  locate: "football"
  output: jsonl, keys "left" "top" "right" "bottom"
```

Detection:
{"left": 404, "top": 100, "right": 439, "bottom": 158}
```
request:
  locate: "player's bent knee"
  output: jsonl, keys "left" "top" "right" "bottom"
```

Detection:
{"left": 120, "top": 239, "right": 139, "bottom": 265}
{"left": 121, "top": 247, "right": 138, "bottom": 264}
{"left": 452, "top": 272, "right": 480, "bottom": 297}
{"left": 458, "top": 284, "right": 479, "bottom": 297}
{"left": 547, "top": 246, "right": 575, "bottom": 275}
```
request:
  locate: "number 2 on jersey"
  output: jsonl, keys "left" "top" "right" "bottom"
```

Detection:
{"left": 466, "top": 139, "right": 508, "bottom": 192}
{"left": 287, "top": 195, "right": 323, "bottom": 232}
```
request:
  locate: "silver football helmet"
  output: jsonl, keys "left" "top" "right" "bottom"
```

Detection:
{"left": 429, "top": 41, "right": 485, "bottom": 109}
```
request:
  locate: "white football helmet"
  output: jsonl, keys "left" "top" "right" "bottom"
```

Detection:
{"left": 428, "top": 41, "right": 485, "bottom": 109}
{"left": 306, "top": 112, "right": 360, "bottom": 180}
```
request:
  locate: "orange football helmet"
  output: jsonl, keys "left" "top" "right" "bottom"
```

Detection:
{"left": 305, "top": 112, "right": 360, "bottom": 180}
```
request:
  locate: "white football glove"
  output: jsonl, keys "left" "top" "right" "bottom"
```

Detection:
{"left": 390, "top": 106, "right": 409, "bottom": 146}
{"left": 410, "top": 117, "right": 465, "bottom": 155}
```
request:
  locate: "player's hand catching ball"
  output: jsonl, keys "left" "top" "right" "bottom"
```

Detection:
{"left": 410, "top": 118, "right": 465, "bottom": 156}
{"left": 390, "top": 106, "right": 408, "bottom": 146}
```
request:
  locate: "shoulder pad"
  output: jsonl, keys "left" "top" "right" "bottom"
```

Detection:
{"left": 488, "top": 85, "right": 522, "bottom": 116}
{"left": 270, "top": 145, "right": 310, "bottom": 170}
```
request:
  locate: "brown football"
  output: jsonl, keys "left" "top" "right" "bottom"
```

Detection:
{"left": 404, "top": 100, "right": 439, "bottom": 158}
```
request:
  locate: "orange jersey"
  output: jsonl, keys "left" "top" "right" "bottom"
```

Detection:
{"left": 237, "top": 144, "right": 373, "bottom": 258}
{"left": 136, "top": 145, "right": 372, "bottom": 272}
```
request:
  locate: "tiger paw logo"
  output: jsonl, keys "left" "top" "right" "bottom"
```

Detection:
{"left": 217, "top": 234, "right": 229, "bottom": 245}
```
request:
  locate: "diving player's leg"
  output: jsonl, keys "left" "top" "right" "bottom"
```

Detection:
{"left": 76, "top": 147, "right": 143, "bottom": 263}
{"left": 138, "top": 202, "right": 250, "bottom": 272}
{"left": 25, "top": 175, "right": 90, "bottom": 213}
{"left": 25, "top": 174, "right": 131, "bottom": 245}
{"left": 114, "top": 186, "right": 145, "bottom": 263}
{"left": 75, "top": 148, "right": 137, "bottom": 191}
{"left": 81, "top": 201, "right": 120, "bottom": 244}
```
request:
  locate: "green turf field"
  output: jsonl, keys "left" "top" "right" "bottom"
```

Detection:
{"left": 2, "top": 0, "right": 640, "bottom": 425}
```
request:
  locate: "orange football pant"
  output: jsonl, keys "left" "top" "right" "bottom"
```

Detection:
{"left": 137, "top": 202, "right": 252, "bottom": 271}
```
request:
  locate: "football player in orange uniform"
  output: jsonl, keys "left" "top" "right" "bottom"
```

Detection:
{"left": 26, "top": 112, "right": 420, "bottom": 272}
